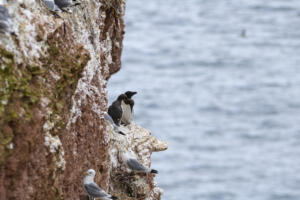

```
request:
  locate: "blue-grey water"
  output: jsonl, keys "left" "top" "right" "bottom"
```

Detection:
{"left": 108, "top": 0, "right": 300, "bottom": 199}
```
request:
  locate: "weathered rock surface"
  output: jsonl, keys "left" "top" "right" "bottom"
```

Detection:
{"left": 0, "top": 0, "right": 168, "bottom": 199}
{"left": 108, "top": 122, "right": 168, "bottom": 200}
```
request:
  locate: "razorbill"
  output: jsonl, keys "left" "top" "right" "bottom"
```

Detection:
{"left": 121, "top": 91, "right": 137, "bottom": 125}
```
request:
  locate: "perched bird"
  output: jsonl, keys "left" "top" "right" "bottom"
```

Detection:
{"left": 108, "top": 94, "right": 127, "bottom": 126}
{"left": 104, "top": 112, "right": 125, "bottom": 135}
{"left": 54, "top": 0, "right": 80, "bottom": 13}
{"left": 0, "top": 5, "right": 16, "bottom": 35}
{"left": 122, "top": 151, "right": 158, "bottom": 174}
{"left": 83, "top": 169, "right": 117, "bottom": 200}
{"left": 121, "top": 91, "right": 137, "bottom": 125}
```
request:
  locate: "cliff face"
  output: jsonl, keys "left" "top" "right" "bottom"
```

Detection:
{"left": 0, "top": 0, "right": 167, "bottom": 199}
{"left": 108, "top": 123, "right": 167, "bottom": 200}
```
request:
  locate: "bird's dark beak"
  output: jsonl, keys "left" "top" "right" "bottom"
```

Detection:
{"left": 125, "top": 91, "right": 137, "bottom": 98}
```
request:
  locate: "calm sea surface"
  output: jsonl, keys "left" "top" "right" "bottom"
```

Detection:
{"left": 108, "top": 0, "right": 300, "bottom": 199}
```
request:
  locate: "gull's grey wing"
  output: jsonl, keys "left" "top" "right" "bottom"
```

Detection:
{"left": 127, "top": 158, "right": 147, "bottom": 172}
{"left": 0, "top": 5, "right": 11, "bottom": 30}
{"left": 0, "top": 6, "right": 12, "bottom": 33}
{"left": 104, "top": 112, "right": 125, "bottom": 135}
{"left": 84, "top": 183, "right": 111, "bottom": 198}
{"left": 0, "top": 21, "right": 9, "bottom": 30}
{"left": 44, "top": 0, "right": 55, "bottom": 10}
{"left": 0, "top": 6, "right": 11, "bottom": 19}
{"left": 44, "top": 0, "right": 61, "bottom": 11}
{"left": 104, "top": 112, "right": 116, "bottom": 125}
{"left": 54, "top": 0, "right": 72, "bottom": 8}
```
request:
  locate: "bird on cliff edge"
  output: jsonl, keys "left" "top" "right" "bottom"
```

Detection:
{"left": 108, "top": 94, "right": 127, "bottom": 126}
{"left": 104, "top": 112, "right": 125, "bottom": 135}
{"left": 83, "top": 169, "right": 118, "bottom": 200}
{"left": 54, "top": 0, "right": 80, "bottom": 13}
{"left": 0, "top": 5, "right": 16, "bottom": 36}
{"left": 121, "top": 91, "right": 137, "bottom": 126}
{"left": 122, "top": 151, "right": 158, "bottom": 174}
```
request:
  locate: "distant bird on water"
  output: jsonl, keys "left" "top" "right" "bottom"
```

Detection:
{"left": 83, "top": 169, "right": 118, "bottom": 200}
{"left": 240, "top": 29, "right": 246, "bottom": 38}
{"left": 54, "top": 0, "right": 80, "bottom": 13}
{"left": 108, "top": 94, "right": 128, "bottom": 126}
{"left": 122, "top": 151, "right": 158, "bottom": 174}
{"left": 121, "top": 91, "right": 137, "bottom": 125}
{"left": 0, "top": 5, "right": 16, "bottom": 35}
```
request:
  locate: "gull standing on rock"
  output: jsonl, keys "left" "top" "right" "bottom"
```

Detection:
{"left": 54, "top": 0, "right": 80, "bottom": 13}
{"left": 104, "top": 112, "right": 125, "bottom": 135}
{"left": 121, "top": 91, "right": 137, "bottom": 125}
{"left": 122, "top": 151, "right": 158, "bottom": 174}
{"left": 0, "top": 5, "right": 16, "bottom": 35}
{"left": 108, "top": 94, "right": 127, "bottom": 126}
{"left": 83, "top": 169, "right": 117, "bottom": 200}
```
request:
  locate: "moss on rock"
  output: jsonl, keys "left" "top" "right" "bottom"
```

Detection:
{"left": 0, "top": 47, "right": 43, "bottom": 165}
{"left": 40, "top": 24, "right": 91, "bottom": 137}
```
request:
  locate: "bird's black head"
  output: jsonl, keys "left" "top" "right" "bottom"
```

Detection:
{"left": 117, "top": 94, "right": 127, "bottom": 101}
{"left": 125, "top": 91, "right": 137, "bottom": 98}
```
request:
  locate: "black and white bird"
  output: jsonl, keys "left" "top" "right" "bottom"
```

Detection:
{"left": 104, "top": 112, "right": 125, "bottom": 135}
{"left": 53, "top": 0, "right": 80, "bottom": 13}
{"left": 83, "top": 169, "right": 117, "bottom": 200}
{"left": 121, "top": 91, "right": 137, "bottom": 126}
{"left": 122, "top": 151, "right": 158, "bottom": 174}
{"left": 108, "top": 94, "right": 127, "bottom": 126}
{"left": 0, "top": 5, "right": 16, "bottom": 35}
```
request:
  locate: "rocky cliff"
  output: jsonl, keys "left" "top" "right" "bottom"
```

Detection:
{"left": 0, "top": 0, "right": 167, "bottom": 199}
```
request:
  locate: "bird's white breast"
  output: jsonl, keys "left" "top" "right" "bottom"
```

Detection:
{"left": 121, "top": 101, "right": 133, "bottom": 125}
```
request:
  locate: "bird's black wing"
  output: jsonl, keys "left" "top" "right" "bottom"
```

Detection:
{"left": 127, "top": 99, "right": 134, "bottom": 111}
{"left": 108, "top": 100, "right": 122, "bottom": 125}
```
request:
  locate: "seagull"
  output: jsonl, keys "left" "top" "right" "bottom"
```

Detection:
{"left": 83, "top": 169, "right": 118, "bottom": 200}
{"left": 122, "top": 151, "right": 158, "bottom": 174}
{"left": 104, "top": 112, "right": 125, "bottom": 135}
{"left": 108, "top": 94, "right": 127, "bottom": 126}
{"left": 121, "top": 91, "right": 137, "bottom": 125}
{"left": 0, "top": 5, "right": 16, "bottom": 35}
